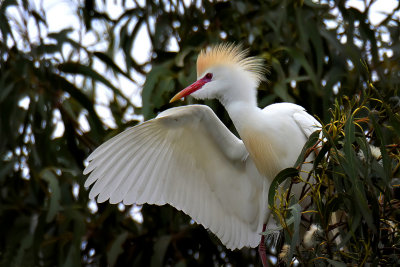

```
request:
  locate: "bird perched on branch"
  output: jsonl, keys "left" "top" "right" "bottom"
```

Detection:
{"left": 83, "top": 43, "right": 320, "bottom": 266}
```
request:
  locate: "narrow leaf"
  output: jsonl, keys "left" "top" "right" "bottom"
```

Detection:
{"left": 370, "top": 114, "right": 391, "bottom": 182}
{"left": 108, "top": 232, "right": 129, "bottom": 266}
{"left": 343, "top": 113, "right": 356, "bottom": 181}
{"left": 93, "top": 51, "right": 134, "bottom": 82}
{"left": 40, "top": 169, "right": 61, "bottom": 222}
{"left": 287, "top": 203, "right": 302, "bottom": 266}
{"left": 294, "top": 130, "right": 321, "bottom": 168}
{"left": 327, "top": 259, "right": 347, "bottom": 267}
{"left": 58, "top": 62, "right": 134, "bottom": 107}
{"left": 338, "top": 210, "right": 361, "bottom": 248}
{"left": 150, "top": 235, "right": 172, "bottom": 267}
{"left": 268, "top": 168, "right": 299, "bottom": 207}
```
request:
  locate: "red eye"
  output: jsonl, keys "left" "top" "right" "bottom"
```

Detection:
{"left": 205, "top": 73, "right": 213, "bottom": 80}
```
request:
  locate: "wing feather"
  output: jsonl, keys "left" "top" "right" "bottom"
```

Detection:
{"left": 101, "top": 132, "right": 163, "bottom": 203}
{"left": 95, "top": 141, "right": 144, "bottom": 202}
{"left": 148, "top": 141, "right": 172, "bottom": 205}
{"left": 86, "top": 123, "right": 152, "bottom": 162}
{"left": 293, "top": 110, "right": 321, "bottom": 138}
{"left": 84, "top": 105, "right": 269, "bottom": 249}
{"left": 130, "top": 135, "right": 165, "bottom": 204}
{"left": 116, "top": 131, "right": 167, "bottom": 204}
{"left": 84, "top": 125, "right": 155, "bottom": 175}
{"left": 89, "top": 130, "right": 160, "bottom": 200}
{"left": 136, "top": 139, "right": 169, "bottom": 204}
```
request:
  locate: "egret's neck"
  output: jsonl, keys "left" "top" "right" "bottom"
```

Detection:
{"left": 220, "top": 84, "right": 283, "bottom": 179}
{"left": 222, "top": 94, "right": 281, "bottom": 179}
{"left": 219, "top": 79, "right": 260, "bottom": 133}
{"left": 223, "top": 100, "right": 261, "bottom": 133}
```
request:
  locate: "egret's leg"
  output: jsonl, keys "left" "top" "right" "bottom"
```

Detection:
{"left": 258, "top": 223, "right": 268, "bottom": 267}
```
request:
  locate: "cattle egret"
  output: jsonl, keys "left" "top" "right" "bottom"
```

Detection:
{"left": 84, "top": 43, "right": 320, "bottom": 265}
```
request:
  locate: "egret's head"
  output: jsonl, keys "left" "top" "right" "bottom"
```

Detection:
{"left": 170, "top": 43, "right": 267, "bottom": 103}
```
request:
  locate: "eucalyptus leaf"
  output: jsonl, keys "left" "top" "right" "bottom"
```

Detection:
{"left": 287, "top": 203, "right": 301, "bottom": 266}
{"left": 108, "top": 232, "right": 129, "bottom": 266}
{"left": 326, "top": 259, "right": 347, "bottom": 267}
{"left": 150, "top": 235, "right": 172, "bottom": 267}
{"left": 370, "top": 114, "right": 391, "bottom": 182}
{"left": 40, "top": 169, "right": 61, "bottom": 223}
{"left": 294, "top": 130, "right": 321, "bottom": 168}
{"left": 268, "top": 167, "right": 299, "bottom": 207}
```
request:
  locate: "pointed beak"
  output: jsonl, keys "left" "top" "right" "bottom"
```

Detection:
{"left": 170, "top": 76, "right": 211, "bottom": 103}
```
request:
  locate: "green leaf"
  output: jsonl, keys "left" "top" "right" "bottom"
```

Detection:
{"left": 387, "top": 108, "right": 400, "bottom": 137}
{"left": 354, "top": 181, "right": 375, "bottom": 231}
{"left": 108, "top": 232, "right": 129, "bottom": 266}
{"left": 262, "top": 217, "right": 294, "bottom": 236}
{"left": 40, "top": 169, "right": 61, "bottom": 222}
{"left": 58, "top": 62, "right": 134, "bottom": 107}
{"left": 154, "top": 77, "right": 175, "bottom": 107}
{"left": 306, "top": 18, "right": 324, "bottom": 77}
{"left": 64, "top": 208, "right": 86, "bottom": 246}
{"left": 173, "top": 261, "right": 187, "bottom": 267}
{"left": 93, "top": 51, "right": 134, "bottom": 82}
{"left": 58, "top": 62, "right": 112, "bottom": 87}
{"left": 370, "top": 114, "right": 391, "bottom": 182}
{"left": 339, "top": 113, "right": 357, "bottom": 183}
{"left": 273, "top": 79, "right": 294, "bottom": 102}
{"left": 313, "top": 141, "right": 330, "bottom": 169}
{"left": 150, "top": 235, "right": 172, "bottom": 267}
{"left": 35, "top": 44, "right": 60, "bottom": 55}
{"left": 268, "top": 167, "right": 299, "bottom": 207}
{"left": 326, "top": 259, "right": 347, "bottom": 267}
{"left": 31, "top": 9, "right": 46, "bottom": 23}
{"left": 142, "top": 64, "right": 173, "bottom": 119}
{"left": 61, "top": 245, "right": 80, "bottom": 267}
{"left": 294, "top": 130, "right": 321, "bottom": 168}
{"left": 47, "top": 28, "right": 74, "bottom": 39}
{"left": 0, "top": 0, "right": 17, "bottom": 10}
{"left": 0, "top": 0, "right": 17, "bottom": 44}
{"left": 116, "top": 8, "right": 142, "bottom": 22}
{"left": 282, "top": 47, "right": 319, "bottom": 90}
{"left": 0, "top": 81, "right": 14, "bottom": 102}
{"left": 356, "top": 135, "right": 373, "bottom": 179}
{"left": 0, "top": 159, "right": 14, "bottom": 182}
{"left": 286, "top": 203, "right": 302, "bottom": 266}
{"left": 343, "top": 115, "right": 375, "bottom": 231}
{"left": 54, "top": 75, "right": 105, "bottom": 135}
{"left": 14, "top": 233, "right": 34, "bottom": 267}
{"left": 338, "top": 208, "right": 361, "bottom": 248}
{"left": 175, "top": 46, "right": 194, "bottom": 67}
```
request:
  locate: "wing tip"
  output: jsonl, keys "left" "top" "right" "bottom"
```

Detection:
{"left": 88, "top": 190, "right": 98, "bottom": 200}
{"left": 96, "top": 194, "right": 109, "bottom": 203}
{"left": 82, "top": 167, "right": 91, "bottom": 176}
{"left": 84, "top": 177, "right": 95, "bottom": 188}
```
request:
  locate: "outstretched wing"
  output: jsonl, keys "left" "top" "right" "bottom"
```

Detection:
{"left": 84, "top": 105, "right": 269, "bottom": 249}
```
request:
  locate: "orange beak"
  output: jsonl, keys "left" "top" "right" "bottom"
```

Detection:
{"left": 170, "top": 76, "right": 211, "bottom": 103}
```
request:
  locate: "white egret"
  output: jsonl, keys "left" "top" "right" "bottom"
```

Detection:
{"left": 83, "top": 43, "right": 320, "bottom": 266}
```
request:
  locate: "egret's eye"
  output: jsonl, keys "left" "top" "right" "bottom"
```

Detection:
{"left": 205, "top": 73, "right": 213, "bottom": 80}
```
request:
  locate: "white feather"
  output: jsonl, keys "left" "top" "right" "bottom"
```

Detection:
{"left": 84, "top": 45, "right": 322, "bottom": 252}
{"left": 84, "top": 105, "right": 268, "bottom": 249}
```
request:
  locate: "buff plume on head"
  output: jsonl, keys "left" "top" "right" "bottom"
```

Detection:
{"left": 170, "top": 43, "right": 267, "bottom": 103}
{"left": 196, "top": 43, "right": 267, "bottom": 85}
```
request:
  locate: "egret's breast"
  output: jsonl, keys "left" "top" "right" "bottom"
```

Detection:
{"left": 240, "top": 129, "right": 286, "bottom": 180}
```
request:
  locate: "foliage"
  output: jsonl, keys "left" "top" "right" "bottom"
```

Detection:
{"left": 270, "top": 84, "right": 400, "bottom": 265}
{"left": 0, "top": 0, "right": 399, "bottom": 266}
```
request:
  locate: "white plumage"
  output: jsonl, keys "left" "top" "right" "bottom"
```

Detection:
{"left": 84, "top": 43, "right": 320, "bottom": 251}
